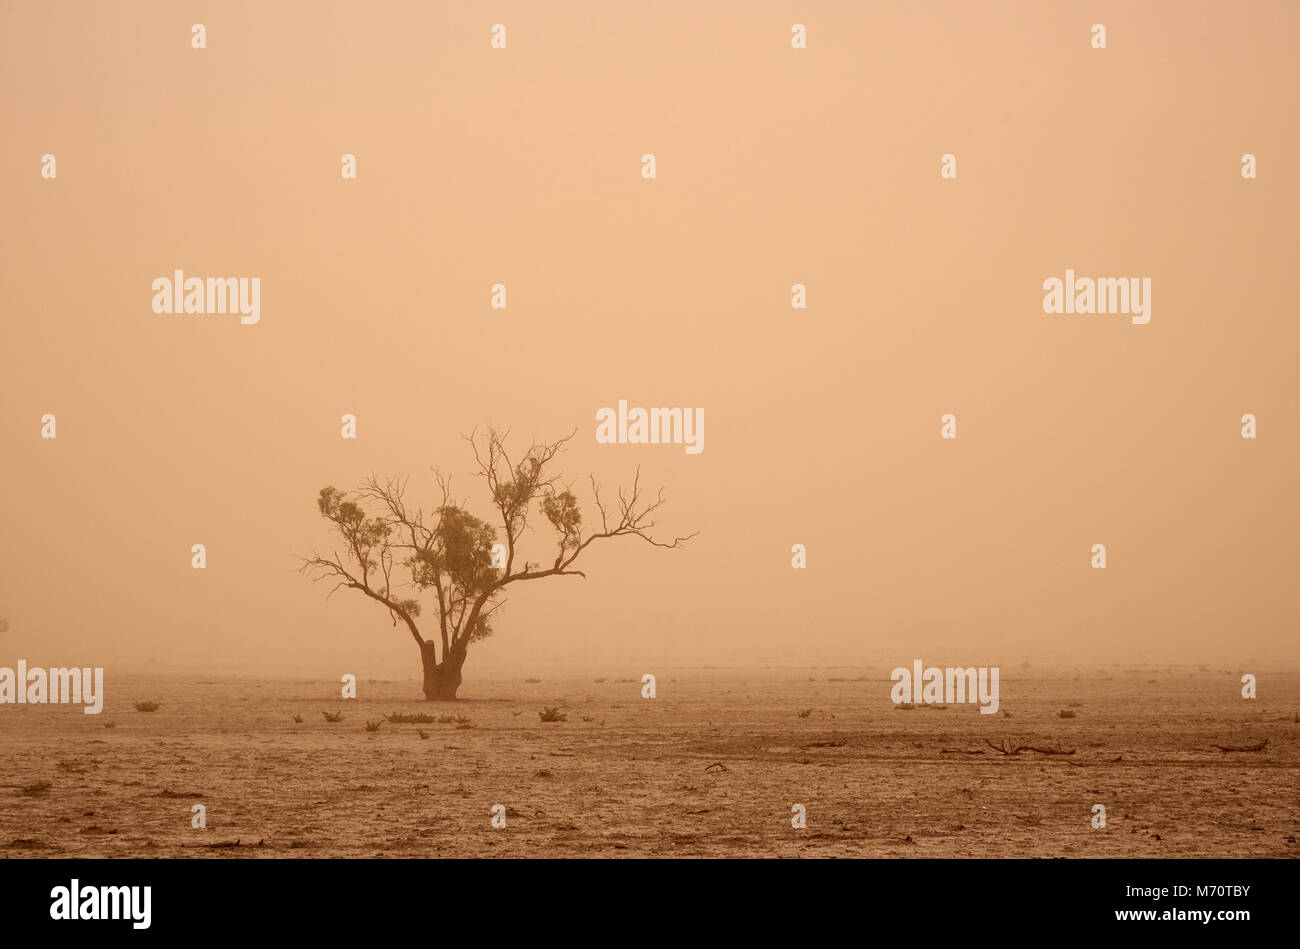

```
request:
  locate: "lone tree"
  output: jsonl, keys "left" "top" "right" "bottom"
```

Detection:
{"left": 299, "top": 427, "right": 694, "bottom": 700}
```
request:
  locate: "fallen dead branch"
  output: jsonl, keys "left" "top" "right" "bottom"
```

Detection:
{"left": 1024, "top": 743, "right": 1077, "bottom": 756}
{"left": 182, "top": 838, "right": 265, "bottom": 849}
{"left": 986, "top": 738, "right": 1027, "bottom": 755}
{"left": 985, "top": 738, "right": 1077, "bottom": 756}
{"left": 1212, "top": 738, "right": 1269, "bottom": 753}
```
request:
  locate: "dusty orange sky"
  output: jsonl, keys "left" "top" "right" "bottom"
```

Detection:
{"left": 1, "top": 1, "right": 1297, "bottom": 677}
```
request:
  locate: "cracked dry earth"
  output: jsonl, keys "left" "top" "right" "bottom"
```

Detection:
{"left": 1, "top": 668, "right": 1296, "bottom": 857}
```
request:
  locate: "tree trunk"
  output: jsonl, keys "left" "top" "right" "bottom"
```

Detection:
{"left": 420, "top": 640, "right": 465, "bottom": 700}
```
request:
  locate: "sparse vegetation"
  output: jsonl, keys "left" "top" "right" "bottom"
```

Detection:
{"left": 797, "top": 708, "right": 813, "bottom": 718}
{"left": 292, "top": 713, "right": 303, "bottom": 723}
{"left": 133, "top": 701, "right": 160, "bottom": 712}
{"left": 539, "top": 707, "right": 567, "bottom": 722}
{"left": 383, "top": 712, "right": 435, "bottom": 724}
{"left": 364, "top": 719, "right": 383, "bottom": 732}
{"left": 322, "top": 711, "right": 345, "bottom": 722}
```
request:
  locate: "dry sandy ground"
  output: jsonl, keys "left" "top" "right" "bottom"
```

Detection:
{"left": 0, "top": 667, "right": 1296, "bottom": 857}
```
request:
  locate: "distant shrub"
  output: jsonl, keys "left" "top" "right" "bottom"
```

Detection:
{"left": 384, "top": 712, "right": 435, "bottom": 724}
{"left": 437, "top": 714, "right": 456, "bottom": 724}
{"left": 895, "top": 703, "right": 916, "bottom": 710}
{"left": 524, "top": 677, "right": 542, "bottom": 683}
{"left": 1057, "top": 709, "right": 1077, "bottom": 719}
{"left": 102, "top": 721, "right": 117, "bottom": 729}
{"left": 291, "top": 714, "right": 303, "bottom": 724}
{"left": 322, "top": 711, "right": 345, "bottom": 723}
{"left": 133, "top": 701, "right": 160, "bottom": 712}
{"left": 417, "top": 730, "right": 431, "bottom": 740}
{"left": 539, "top": 707, "right": 567, "bottom": 722}
{"left": 364, "top": 719, "right": 383, "bottom": 732}
{"left": 452, "top": 714, "right": 471, "bottom": 725}
{"left": 797, "top": 708, "right": 813, "bottom": 718}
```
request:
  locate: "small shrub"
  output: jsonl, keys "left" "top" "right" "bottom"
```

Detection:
{"left": 322, "top": 711, "right": 345, "bottom": 723}
{"left": 436, "top": 714, "right": 456, "bottom": 724}
{"left": 364, "top": 719, "right": 383, "bottom": 732}
{"left": 102, "top": 721, "right": 117, "bottom": 729}
{"left": 524, "top": 677, "right": 542, "bottom": 684}
{"left": 539, "top": 707, "right": 567, "bottom": 722}
{"left": 797, "top": 708, "right": 813, "bottom": 718}
{"left": 133, "top": 701, "right": 160, "bottom": 712}
{"left": 384, "top": 712, "right": 435, "bottom": 724}
{"left": 1057, "top": 709, "right": 1077, "bottom": 719}
{"left": 417, "top": 730, "right": 431, "bottom": 740}
{"left": 292, "top": 714, "right": 303, "bottom": 724}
